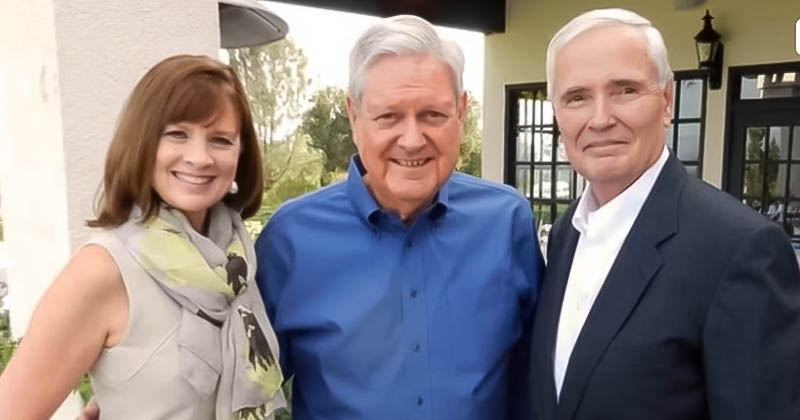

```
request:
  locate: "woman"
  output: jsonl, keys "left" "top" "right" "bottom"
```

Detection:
{"left": 0, "top": 55, "right": 285, "bottom": 419}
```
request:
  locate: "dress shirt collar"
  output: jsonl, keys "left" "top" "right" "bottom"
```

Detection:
{"left": 345, "top": 155, "right": 450, "bottom": 228}
{"left": 571, "top": 146, "right": 670, "bottom": 238}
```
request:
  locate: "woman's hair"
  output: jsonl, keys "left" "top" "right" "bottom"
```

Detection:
{"left": 88, "top": 54, "right": 263, "bottom": 228}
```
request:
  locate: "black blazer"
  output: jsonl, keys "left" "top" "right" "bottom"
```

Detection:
{"left": 530, "top": 155, "right": 800, "bottom": 420}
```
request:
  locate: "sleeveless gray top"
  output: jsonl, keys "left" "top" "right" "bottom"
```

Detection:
{"left": 87, "top": 230, "right": 217, "bottom": 419}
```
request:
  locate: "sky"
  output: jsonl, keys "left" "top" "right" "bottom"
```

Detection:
{"left": 259, "top": 1, "right": 486, "bottom": 102}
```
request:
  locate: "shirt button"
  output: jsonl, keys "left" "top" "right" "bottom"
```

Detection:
{"left": 417, "top": 397, "right": 423, "bottom": 406}
{"left": 410, "top": 289, "right": 418, "bottom": 298}
{"left": 412, "top": 343, "right": 421, "bottom": 352}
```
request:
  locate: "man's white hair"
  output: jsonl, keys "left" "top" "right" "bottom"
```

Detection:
{"left": 348, "top": 15, "right": 465, "bottom": 107}
{"left": 545, "top": 8, "right": 674, "bottom": 100}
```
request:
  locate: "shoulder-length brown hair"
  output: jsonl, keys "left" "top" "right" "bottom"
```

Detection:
{"left": 88, "top": 54, "right": 263, "bottom": 228}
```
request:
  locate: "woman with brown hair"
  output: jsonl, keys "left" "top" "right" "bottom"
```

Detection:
{"left": 0, "top": 55, "right": 285, "bottom": 419}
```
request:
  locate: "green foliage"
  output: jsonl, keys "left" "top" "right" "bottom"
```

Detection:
{"left": 228, "top": 38, "right": 308, "bottom": 149}
{"left": 0, "top": 311, "right": 15, "bottom": 374}
{"left": 457, "top": 92, "right": 482, "bottom": 177}
{"left": 247, "top": 133, "right": 324, "bottom": 235}
{"left": 300, "top": 87, "right": 356, "bottom": 185}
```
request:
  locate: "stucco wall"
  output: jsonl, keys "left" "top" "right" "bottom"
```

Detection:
{"left": 483, "top": 0, "right": 800, "bottom": 187}
{"left": 0, "top": 0, "right": 219, "bottom": 335}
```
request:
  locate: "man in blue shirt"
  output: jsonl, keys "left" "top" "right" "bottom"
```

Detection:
{"left": 255, "top": 15, "right": 544, "bottom": 420}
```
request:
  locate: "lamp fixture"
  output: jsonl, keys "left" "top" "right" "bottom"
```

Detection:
{"left": 694, "top": 9, "right": 724, "bottom": 90}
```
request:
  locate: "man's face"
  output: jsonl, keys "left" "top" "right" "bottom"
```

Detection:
{"left": 552, "top": 25, "right": 672, "bottom": 203}
{"left": 347, "top": 54, "right": 465, "bottom": 218}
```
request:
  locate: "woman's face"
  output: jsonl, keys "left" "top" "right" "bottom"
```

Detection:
{"left": 151, "top": 98, "right": 241, "bottom": 231}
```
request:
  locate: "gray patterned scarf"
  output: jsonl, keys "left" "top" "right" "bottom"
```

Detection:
{"left": 116, "top": 204, "right": 285, "bottom": 420}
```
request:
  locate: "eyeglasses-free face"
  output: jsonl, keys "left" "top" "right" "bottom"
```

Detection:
{"left": 552, "top": 25, "right": 673, "bottom": 205}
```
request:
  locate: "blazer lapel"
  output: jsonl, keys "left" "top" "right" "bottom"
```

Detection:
{"left": 532, "top": 204, "right": 580, "bottom": 420}
{"left": 555, "top": 155, "right": 686, "bottom": 420}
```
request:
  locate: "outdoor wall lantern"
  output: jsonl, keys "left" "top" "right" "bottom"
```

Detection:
{"left": 694, "top": 9, "right": 724, "bottom": 90}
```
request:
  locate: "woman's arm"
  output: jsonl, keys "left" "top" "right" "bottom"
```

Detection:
{"left": 0, "top": 245, "right": 128, "bottom": 420}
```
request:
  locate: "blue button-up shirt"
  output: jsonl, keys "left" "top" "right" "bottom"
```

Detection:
{"left": 255, "top": 157, "right": 544, "bottom": 420}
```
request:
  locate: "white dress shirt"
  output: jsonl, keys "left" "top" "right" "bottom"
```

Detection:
{"left": 554, "top": 146, "right": 669, "bottom": 398}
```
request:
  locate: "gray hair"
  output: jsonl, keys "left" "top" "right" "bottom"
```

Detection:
{"left": 348, "top": 15, "right": 465, "bottom": 107}
{"left": 545, "top": 8, "right": 673, "bottom": 100}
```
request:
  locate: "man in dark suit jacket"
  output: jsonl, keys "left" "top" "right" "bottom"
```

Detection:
{"left": 530, "top": 8, "right": 800, "bottom": 420}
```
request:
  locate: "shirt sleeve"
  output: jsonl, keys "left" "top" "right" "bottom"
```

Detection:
{"left": 702, "top": 222, "right": 800, "bottom": 420}
{"left": 255, "top": 219, "right": 295, "bottom": 379}
{"left": 507, "top": 197, "right": 546, "bottom": 420}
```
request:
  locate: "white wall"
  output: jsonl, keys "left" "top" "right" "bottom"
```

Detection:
{"left": 0, "top": 0, "right": 219, "bottom": 418}
{"left": 482, "top": 0, "right": 800, "bottom": 186}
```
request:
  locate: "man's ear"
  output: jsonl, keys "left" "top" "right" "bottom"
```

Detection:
{"left": 346, "top": 94, "right": 361, "bottom": 148}
{"left": 662, "top": 79, "right": 674, "bottom": 128}
{"left": 457, "top": 91, "right": 467, "bottom": 122}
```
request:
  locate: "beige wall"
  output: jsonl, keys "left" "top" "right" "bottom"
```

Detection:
{"left": 482, "top": 0, "right": 800, "bottom": 187}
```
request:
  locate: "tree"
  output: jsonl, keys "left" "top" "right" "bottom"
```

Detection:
{"left": 300, "top": 87, "right": 355, "bottom": 185}
{"left": 227, "top": 38, "right": 310, "bottom": 192}
{"left": 457, "top": 92, "right": 482, "bottom": 177}
{"left": 228, "top": 39, "right": 322, "bottom": 234}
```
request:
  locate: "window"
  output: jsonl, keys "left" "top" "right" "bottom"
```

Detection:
{"left": 504, "top": 83, "right": 584, "bottom": 252}
{"left": 668, "top": 71, "right": 707, "bottom": 177}
{"left": 725, "top": 61, "right": 800, "bottom": 242}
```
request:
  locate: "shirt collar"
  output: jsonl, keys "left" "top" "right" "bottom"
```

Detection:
{"left": 345, "top": 155, "right": 450, "bottom": 227}
{"left": 572, "top": 146, "right": 670, "bottom": 237}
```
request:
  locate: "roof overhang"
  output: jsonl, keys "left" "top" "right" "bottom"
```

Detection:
{"left": 270, "top": 0, "right": 505, "bottom": 34}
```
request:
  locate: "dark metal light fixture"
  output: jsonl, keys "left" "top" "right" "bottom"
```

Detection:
{"left": 694, "top": 9, "right": 724, "bottom": 90}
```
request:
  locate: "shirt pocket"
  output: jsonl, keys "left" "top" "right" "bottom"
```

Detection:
{"left": 178, "top": 308, "right": 222, "bottom": 398}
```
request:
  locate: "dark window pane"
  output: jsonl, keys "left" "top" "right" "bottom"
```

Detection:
{"left": 533, "top": 165, "right": 552, "bottom": 199}
{"left": 743, "top": 197, "right": 763, "bottom": 213}
{"left": 769, "top": 126, "right": 791, "bottom": 160}
{"left": 556, "top": 203, "right": 569, "bottom": 219}
{"left": 791, "top": 164, "right": 800, "bottom": 198}
{"left": 746, "top": 127, "right": 767, "bottom": 161}
{"left": 740, "top": 73, "right": 800, "bottom": 99}
{"left": 516, "top": 128, "right": 531, "bottom": 162}
{"left": 517, "top": 98, "right": 528, "bottom": 126}
{"left": 743, "top": 163, "right": 763, "bottom": 197}
{"left": 767, "top": 163, "right": 787, "bottom": 198}
{"left": 534, "top": 132, "right": 553, "bottom": 163}
{"left": 766, "top": 201, "right": 786, "bottom": 223}
{"left": 677, "top": 123, "right": 701, "bottom": 161}
{"left": 532, "top": 202, "right": 552, "bottom": 226}
{"left": 678, "top": 78, "right": 703, "bottom": 118}
{"left": 556, "top": 165, "right": 572, "bottom": 199}
{"left": 556, "top": 135, "right": 569, "bottom": 162}
{"left": 516, "top": 166, "right": 530, "bottom": 199}
{"left": 788, "top": 201, "right": 800, "bottom": 236}
{"left": 542, "top": 99, "right": 554, "bottom": 125}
